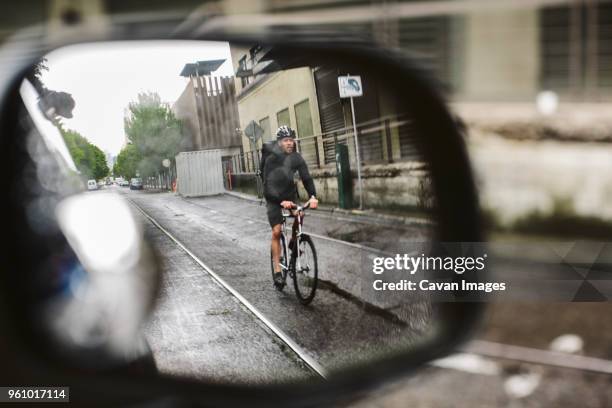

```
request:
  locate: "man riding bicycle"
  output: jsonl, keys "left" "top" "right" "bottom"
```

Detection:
{"left": 259, "top": 125, "right": 318, "bottom": 286}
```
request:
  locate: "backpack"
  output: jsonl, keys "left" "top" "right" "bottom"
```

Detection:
{"left": 258, "top": 140, "right": 276, "bottom": 179}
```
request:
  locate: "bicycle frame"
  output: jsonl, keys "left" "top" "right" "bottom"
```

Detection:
{"left": 280, "top": 206, "right": 306, "bottom": 272}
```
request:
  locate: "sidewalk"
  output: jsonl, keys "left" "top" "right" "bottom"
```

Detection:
{"left": 224, "top": 190, "right": 433, "bottom": 228}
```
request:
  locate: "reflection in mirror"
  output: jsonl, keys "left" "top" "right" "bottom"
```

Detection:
{"left": 25, "top": 40, "right": 442, "bottom": 383}
{"left": 51, "top": 193, "right": 158, "bottom": 365}
{"left": 18, "top": 79, "right": 160, "bottom": 370}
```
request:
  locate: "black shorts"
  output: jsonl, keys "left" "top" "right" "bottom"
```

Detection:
{"left": 266, "top": 201, "right": 283, "bottom": 227}
{"left": 266, "top": 197, "right": 296, "bottom": 227}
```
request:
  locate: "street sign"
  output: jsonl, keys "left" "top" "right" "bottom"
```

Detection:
{"left": 244, "top": 120, "right": 264, "bottom": 142}
{"left": 338, "top": 75, "right": 364, "bottom": 208}
{"left": 338, "top": 75, "right": 363, "bottom": 98}
{"left": 244, "top": 120, "right": 264, "bottom": 197}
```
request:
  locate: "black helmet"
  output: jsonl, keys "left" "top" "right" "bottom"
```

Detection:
{"left": 276, "top": 125, "right": 296, "bottom": 140}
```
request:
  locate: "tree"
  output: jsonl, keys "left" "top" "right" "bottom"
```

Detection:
{"left": 60, "top": 126, "right": 109, "bottom": 180}
{"left": 91, "top": 147, "right": 109, "bottom": 180}
{"left": 28, "top": 58, "right": 103, "bottom": 180}
{"left": 124, "top": 92, "right": 188, "bottom": 178}
{"left": 114, "top": 144, "right": 142, "bottom": 180}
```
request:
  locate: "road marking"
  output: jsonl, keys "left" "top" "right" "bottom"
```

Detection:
{"left": 126, "top": 197, "right": 329, "bottom": 380}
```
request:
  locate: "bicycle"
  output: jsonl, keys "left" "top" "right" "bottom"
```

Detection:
{"left": 270, "top": 202, "right": 318, "bottom": 305}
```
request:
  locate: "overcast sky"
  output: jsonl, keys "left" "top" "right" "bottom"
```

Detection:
{"left": 41, "top": 40, "right": 233, "bottom": 156}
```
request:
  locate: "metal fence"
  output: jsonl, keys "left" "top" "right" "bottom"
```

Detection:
{"left": 142, "top": 166, "right": 177, "bottom": 190}
{"left": 227, "top": 113, "right": 419, "bottom": 174}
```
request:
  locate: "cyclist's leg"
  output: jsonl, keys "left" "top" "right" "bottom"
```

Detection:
{"left": 271, "top": 224, "right": 283, "bottom": 274}
{"left": 266, "top": 201, "right": 284, "bottom": 275}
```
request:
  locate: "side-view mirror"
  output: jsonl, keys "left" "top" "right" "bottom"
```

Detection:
{"left": 0, "top": 16, "right": 483, "bottom": 407}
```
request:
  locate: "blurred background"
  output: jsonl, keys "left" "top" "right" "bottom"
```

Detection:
{"left": 5, "top": 0, "right": 612, "bottom": 406}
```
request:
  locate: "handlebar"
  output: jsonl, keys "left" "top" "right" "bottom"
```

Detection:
{"left": 294, "top": 202, "right": 311, "bottom": 211}
{"left": 280, "top": 201, "right": 311, "bottom": 212}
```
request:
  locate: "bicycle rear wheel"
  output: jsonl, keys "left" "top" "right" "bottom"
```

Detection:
{"left": 271, "top": 234, "right": 288, "bottom": 291}
{"left": 292, "top": 234, "right": 318, "bottom": 304}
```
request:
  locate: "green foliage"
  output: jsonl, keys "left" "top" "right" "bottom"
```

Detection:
{"left": 114, "top": 144, "right": 142, "bottom": 180}
{"left": 60, "top": 126, "right": 109, "bottom": 180}
{"left": 511, "top": 196, "right": 612, "bottom": 239}
{"left": 484, "top": 196, "right": 612, "bottom": 239}
{"left": 122, "top": 92, "right": 187, "bottom": 179}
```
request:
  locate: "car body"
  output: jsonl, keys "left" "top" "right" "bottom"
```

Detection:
{"left": 87, "top": 179, "right": 98, "bottom": 191}
{"left": 130, "top": 177, "right": 143, "bottom": 190}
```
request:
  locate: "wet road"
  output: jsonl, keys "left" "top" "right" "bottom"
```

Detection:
{"left": 118, "top": 188, "right": 434, "bottom": 384}
{"left": 351, "top": 361, "right": 612, "bottom": 408}
{"left": 93, "top": 186, "right": 612, "bottom": 405}
{"left": 133, "top": 206, "right": 314, "bottom": 383}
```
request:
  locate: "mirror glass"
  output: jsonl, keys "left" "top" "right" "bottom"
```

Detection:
{"left": 21, "top": 40, "right": 447, "bottom": 384}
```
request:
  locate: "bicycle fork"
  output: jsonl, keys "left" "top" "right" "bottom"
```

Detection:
{"left": 280, "top": 220, "right": 290, "bottom": 274}
{"left": 281, "top": 215, "right": 303, "bottom": 274}
{"left": 292, "top": 213, "right": 305, "bottom": 273}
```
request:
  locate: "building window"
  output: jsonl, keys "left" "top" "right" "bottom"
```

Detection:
{"left": 259, "top": 116, "right": 271, "bottom": 141}
{"left": 398, "top": 16, "right": 452, "bottom": 91}
{"left": 276, "top": 108, "right": 290, "bottom": 127}
{"left": 294, "top": 99, "right": 316, "bottom": 164}
{"left": 294, "top": 99, "right": 314, "bottom": 138}
{"left": 540, "top": 2, "right": 612, "bottom": 96}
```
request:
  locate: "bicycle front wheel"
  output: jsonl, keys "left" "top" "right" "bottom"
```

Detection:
{"left": 293, "top": 234, "right": 318, "bottom": 304}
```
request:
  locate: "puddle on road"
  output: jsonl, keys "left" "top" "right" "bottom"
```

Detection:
{"left": 326, "top": 225, "right": 385, "bottom": 244}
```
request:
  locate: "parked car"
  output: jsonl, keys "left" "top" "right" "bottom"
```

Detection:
{"left": 120, "top": 179, "right": 129, "bottom": 187}
{"left": 87, "top": 179, "right": 97, "bottom": 191}
{"left": 130, "top": 177, "right": 143, "bottom": 190}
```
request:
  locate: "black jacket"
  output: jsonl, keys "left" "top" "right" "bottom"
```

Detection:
{"left": 260, "top": 141, "right": 316, "bottom": 203}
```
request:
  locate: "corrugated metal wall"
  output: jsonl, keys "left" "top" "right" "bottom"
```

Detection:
{"left": 190, "top": 76, "right": 241, "bottom": 150}
{"left": 176, "top": 149, "right": 225, "bottom": 197}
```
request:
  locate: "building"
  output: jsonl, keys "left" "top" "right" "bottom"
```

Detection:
{"left": 230, "top": 43, "right": 418, "bottom": 171}
{"left": 255, "top": 1, "right": 612, "bottom": 103}
{"left": 172, "top": 59, "right": 242, "bottom": 159}
{"left": 231, "top": 45, "right": 323, "bottom": 169}
{"left": 229, "top": 42, "right": 427, "bottom": 209}
{"left": 227, "top": 1, "right": 612, "bottom": 211}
